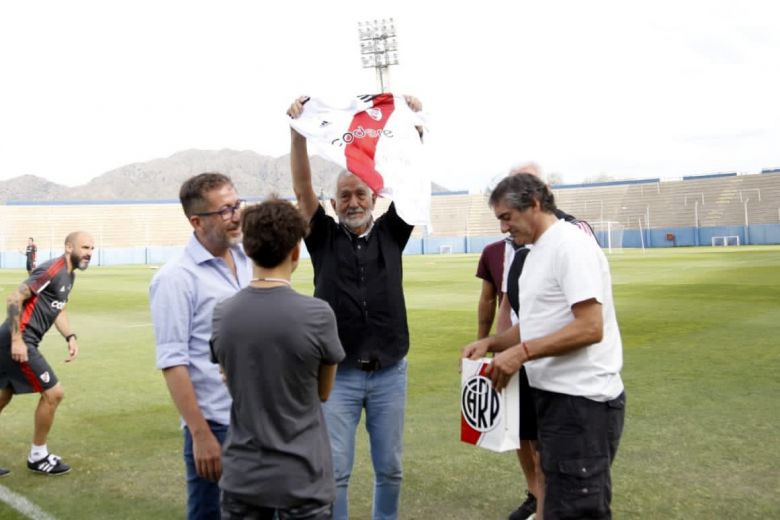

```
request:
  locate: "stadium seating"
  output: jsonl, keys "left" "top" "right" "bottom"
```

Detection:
{"left": 1, "top": 172, "right": 778, "bottom": 255}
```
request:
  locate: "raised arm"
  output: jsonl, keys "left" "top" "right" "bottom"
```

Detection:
{"left": 287, "top": 97, "right": 319, "bottom": 222}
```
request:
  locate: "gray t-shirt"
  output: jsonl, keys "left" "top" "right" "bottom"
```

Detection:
{"left": 210, "top": 285, "right": 345, "bottom": 508}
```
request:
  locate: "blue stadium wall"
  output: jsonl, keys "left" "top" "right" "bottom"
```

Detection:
{"left": 618, "top": 223, "right": 780, "bottom": 248}
{"left": 1, "top": 224, "right": 778, "bottom": 268}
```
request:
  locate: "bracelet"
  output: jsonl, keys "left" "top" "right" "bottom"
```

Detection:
{"left": 65, "top": 333, "right": 77, "bottom": 343}
{"left": 521, "top": 341, "right": 531, "bottom": 361}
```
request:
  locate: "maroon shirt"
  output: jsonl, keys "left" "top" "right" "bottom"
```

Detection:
{"left": 475, "top": 239, "right": 509, "bottom": 300}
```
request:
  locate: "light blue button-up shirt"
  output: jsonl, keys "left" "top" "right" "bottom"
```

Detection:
{"left": 150, "top": 234, "right": 253, "bottom": 426}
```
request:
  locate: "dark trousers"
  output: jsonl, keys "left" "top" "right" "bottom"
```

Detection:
{"left": 220, "top": 490, "right": 332, "bottom": 520}
{"left": 534, "top": 389, "right": 626, "bottom": 520}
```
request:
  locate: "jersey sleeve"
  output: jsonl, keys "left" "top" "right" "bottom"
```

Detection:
{"left": 26, "top": 264, "right": 56, "bottom": 294}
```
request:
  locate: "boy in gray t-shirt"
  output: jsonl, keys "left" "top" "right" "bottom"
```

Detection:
{"left": 210, "top": 198, "right": 345, "bottom": 520}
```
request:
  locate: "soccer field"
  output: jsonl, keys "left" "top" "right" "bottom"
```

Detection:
{"left": 1, "top": 246, "right": 778, "bottom": 519}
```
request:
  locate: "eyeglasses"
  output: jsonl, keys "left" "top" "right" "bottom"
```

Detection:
{"left": 194, "top": 200, "right": 246, "bottom": 221}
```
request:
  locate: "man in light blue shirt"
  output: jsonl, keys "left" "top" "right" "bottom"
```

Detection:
{"left": 150, "top": 173, "right": 252, "bottom": 520}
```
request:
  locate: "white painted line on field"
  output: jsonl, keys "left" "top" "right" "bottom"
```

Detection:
{"left": 121, "top": 322, "right": 152, "bottom": 328}
{"left": 0, "top": 484, "right": 58, "bottom": 520}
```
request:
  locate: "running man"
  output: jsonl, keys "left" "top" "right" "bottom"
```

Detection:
{"left": 0, "top": 231, "right": 95, "bottom": 477}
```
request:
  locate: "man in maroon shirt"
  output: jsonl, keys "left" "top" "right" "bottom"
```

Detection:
{"left": 475, "top": 238, "right": 515, "bottom": 339}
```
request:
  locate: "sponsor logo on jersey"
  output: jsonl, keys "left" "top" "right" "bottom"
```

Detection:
{"left": 51, "top": 300, "right": 66, "bottom": 310}
{"left": 330, "top": 126, "right": 394, "bottom": 148}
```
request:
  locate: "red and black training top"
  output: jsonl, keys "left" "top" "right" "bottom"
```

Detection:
{"left": 17, "top": 256, "right": 75, "bottom": 348}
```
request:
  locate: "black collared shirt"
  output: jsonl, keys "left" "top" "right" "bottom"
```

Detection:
{"left": 305, "top": 203, "right": 413, "bottom": 368}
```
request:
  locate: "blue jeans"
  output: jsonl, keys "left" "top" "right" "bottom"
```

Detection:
{"left": 184, "top": 421, "right": 229, "bottom": 520}
{"left": 322, "top": 359, "right": 407, "bottom": 520}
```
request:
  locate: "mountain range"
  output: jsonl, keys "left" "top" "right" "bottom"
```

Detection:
{"left": 0, "top": 149, "right": 450, "bottom": 203}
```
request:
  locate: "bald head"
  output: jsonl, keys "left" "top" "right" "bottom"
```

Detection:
{"left": 65, "top": 231, "right": 95, "bottom": 271}
{"left": 510, "top": 162, "right": 542, "bottom": 178}
{"left": 65, "top": 231, "right": 93, "bottom": 247}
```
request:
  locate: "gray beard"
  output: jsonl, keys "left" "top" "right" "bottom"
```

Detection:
{"left": 339, "top": 212, "right": 371, "bottom": 232}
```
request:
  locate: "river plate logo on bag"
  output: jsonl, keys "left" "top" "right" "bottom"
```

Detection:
{"left": 461, "top": 375, "right": 501, "bottom": 432}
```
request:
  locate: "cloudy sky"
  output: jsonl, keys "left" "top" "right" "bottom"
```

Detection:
{"left": 1, "top": 0, "right": 778, "bottom": 192}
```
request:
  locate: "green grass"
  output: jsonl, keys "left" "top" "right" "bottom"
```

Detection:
{"left": 1, "top": 246, "right": 779, "bottom": 519}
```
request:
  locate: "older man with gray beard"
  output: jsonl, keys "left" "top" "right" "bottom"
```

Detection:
{"left": 287, "top": 95, "right": 422, "bottom": 520}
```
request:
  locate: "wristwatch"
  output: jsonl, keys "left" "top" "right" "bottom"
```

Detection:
{"left": 65, "top": 333, "right": 77, "bottom": 343}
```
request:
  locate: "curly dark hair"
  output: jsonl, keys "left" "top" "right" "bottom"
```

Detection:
{"left": 179, "top": 172, "right": 234, "bottom": 217}
{"left": 241, "top": 197, "right": 309, "bottom": 268}
{"left": 488, "top": 173, "right": 557, "bottom": 213}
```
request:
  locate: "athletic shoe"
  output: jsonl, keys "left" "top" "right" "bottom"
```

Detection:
{"left": 0, "top": 467, "right": 9, "bottom": 478}
{"left": 27, "top": 454, "right": 71, "bottom": 476}
{"left": 508, "top": 491, "right": 537, "bottom": 520}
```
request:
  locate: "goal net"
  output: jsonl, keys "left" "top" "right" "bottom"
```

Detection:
{"left": 590, "top": 221, "right": 624, "bottom": 253}
{"left": 711, "top": 235, "right": 740, "bottom": 246}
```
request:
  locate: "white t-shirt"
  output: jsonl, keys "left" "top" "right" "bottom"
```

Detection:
{"left": 520, "top": 219, "right": 624, "bottom": 402}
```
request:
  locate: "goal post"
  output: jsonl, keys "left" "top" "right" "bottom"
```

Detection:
{"left": 711, "top": 235, "right": 740, "bottom": 246}
{"left": 590, "top": 221, "right": 624, "bottom": 254}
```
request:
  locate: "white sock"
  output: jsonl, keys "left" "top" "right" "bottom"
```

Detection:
{"left": 29, "top": 444, "right": 48, "bottom": 462}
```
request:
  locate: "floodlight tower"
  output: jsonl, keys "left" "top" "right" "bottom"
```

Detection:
{"left": 358, "top": 18, "right": 399, "bottom": 92}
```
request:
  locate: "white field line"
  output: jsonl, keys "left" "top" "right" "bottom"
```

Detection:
{"left": 121, "top": 322, "right": 151, "bottom": 328}
{"left": 0, "top": 484, "right": 58, "bottom": 520}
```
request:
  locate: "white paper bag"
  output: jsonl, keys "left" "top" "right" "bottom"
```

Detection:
{"left": 460, "top": 357, "right": 520, "bottom": 452}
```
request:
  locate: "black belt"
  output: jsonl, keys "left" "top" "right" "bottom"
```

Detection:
{"left": 356, "top": 359, "right": 381, "bottom": 372}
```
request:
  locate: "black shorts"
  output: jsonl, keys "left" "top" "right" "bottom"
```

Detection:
{"left": 533, "top": 388, "right": 626, "bottom": 520}
{"left": 519, "top": 366, "right": 537, "bottom": 441}
{"left": 0, "top": 335, "right": 59, "bottom": 394}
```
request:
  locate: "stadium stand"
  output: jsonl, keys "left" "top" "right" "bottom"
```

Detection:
{"left": 1, "top": 171, "right": 779, "bottom": 266}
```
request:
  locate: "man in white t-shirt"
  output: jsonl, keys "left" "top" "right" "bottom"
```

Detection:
{"left": 462, "top": 173, "right": 625, "bottom": 520}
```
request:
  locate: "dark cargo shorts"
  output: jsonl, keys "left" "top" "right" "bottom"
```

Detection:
{"left": 533, "top": 388, "right": 626, "bottom": 520}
